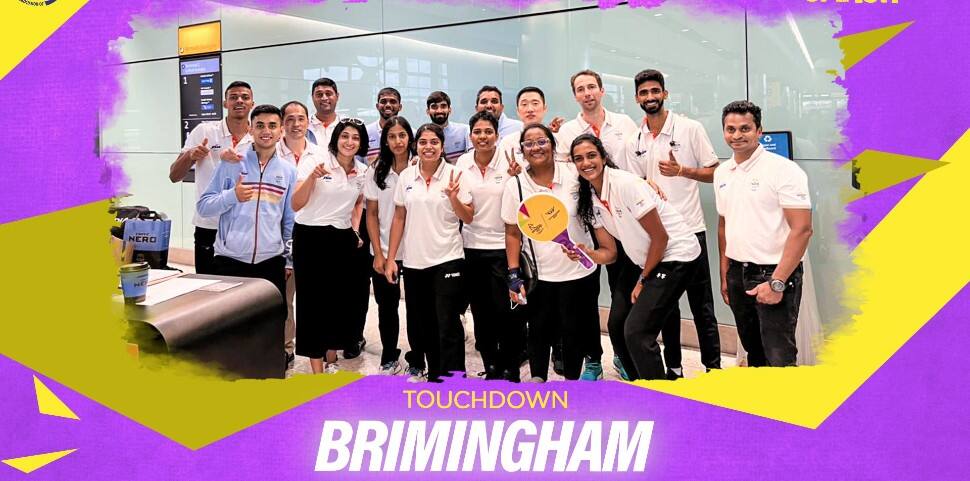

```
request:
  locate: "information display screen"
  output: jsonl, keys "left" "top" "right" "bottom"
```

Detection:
{"left": 179, "top": 55, "right": 222, "bottom": 147}
{"left": 759, "top": 131, "right": 793, "bottom": 160}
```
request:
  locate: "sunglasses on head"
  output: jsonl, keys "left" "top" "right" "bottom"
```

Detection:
{"left": 340, "top": 118, "right": 365, "bottom": 126}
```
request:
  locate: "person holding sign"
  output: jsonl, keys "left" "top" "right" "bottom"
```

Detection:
{"left": 571, "top": 134, "right": 701, "bottom": 380}
{"left": 290, "top": 118, "right": 370, "bottom": 375}
{"left": 386, "top": 123, "right": 475, "bottom": 382}
{"left": 502, "top": 123, "right": 616, "bottom": 382}
{"left": 364, "top": 116, "right": 415, "bottom": 377}
{"left": 455, "top": 111, "right": 526, "bottom": 382}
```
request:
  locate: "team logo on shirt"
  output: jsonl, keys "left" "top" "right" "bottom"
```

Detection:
{"left": 718, "top": 182, "right": 728, "bottom": 190}
{"left": 404, "top": 184, "right": 414, "bottom": 193}
{"left": 494, "top": 175, "right": 504, "bottom": 184}
{"left": 750, "top": 178, "right": 760, "bottom": 192}
{"left": 275, "top": 175, "right": 284, "bottom": 184}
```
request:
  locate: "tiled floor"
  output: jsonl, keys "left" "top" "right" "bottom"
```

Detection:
{"left": 284, "top": 290, "right": 736, "bottom": 381}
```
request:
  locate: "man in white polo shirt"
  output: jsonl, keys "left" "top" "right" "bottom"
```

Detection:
{"left": 307, "top": 77, "right": 343, "bottom": 147}
{"left": 365, "top": 87, "right": 402, "bottom": 161}
{"left": 557, "top": 69, "right": 638, "bottom": 170}
{"left": 714, "top": 100, "right": 813, "bottom": 367}
{"left": 474, "top": 85, "right": 522, "bottom": 141}
{"left": 624, "top": 69, "right": 723, "bottom": 376}
{"left": 426, "top": 91, "right": 470, "bottom": 163}
{"left": 169, "top": 80, "right": 254, "bottom": 275}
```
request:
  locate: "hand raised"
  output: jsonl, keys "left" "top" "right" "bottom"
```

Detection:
{"left": 221, "top": 146, "right": 243, "bottom": 163}
{"left": 234, "top": 173, "right": 256, "bottom": 202}
{"left": 658, "top": 150, "right": 682, "bottom": 177}
{"left": 190, "top": 138, "right": 210, "bottom": 162}
{"left": 505, "top": 150, "right": 522, "bottom": 176}
{"left": 310, "top": 163, "right": 331, "bottom": 180}
{"left": 445, "top": 170, "right": 463, "bottom": 200}
{"left": 548, "top": 116, "right": 565, "bottom": 133}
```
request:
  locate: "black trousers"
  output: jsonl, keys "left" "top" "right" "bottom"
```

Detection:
{"left": 660, "top": 232, "right": 722, "bottom": 369}
{"left": 348, "top": 212, "right": 372, "bottom": 348}
{"left": 194, "top": 227, "right": 217, "bottom": 275}
{"left": 464, "top": 248, "right": 523, "bottom": 374}
{"left": 371, "top": 261, "right": 402, "bottom": 365}
{"left": 528, "top": 272, "right": 600, "bottom": 380}
{"left": 726, "top": 260, "right": 803, "bottom": 367}
{"left": 624, "top": 261, "right": 693, "bottom": 380}
{"left": 292, "top": 224, "right": 357, "bottom": 358}
{"left": 402, "top": 259, "right": 466, "bottom": 380}
{"left": 212, "top": 254, "right": 286, "bottom": 320}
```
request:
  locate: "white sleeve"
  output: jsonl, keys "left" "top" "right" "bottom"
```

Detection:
{"left": 363, "top": 170, "right": 379, "bottom": 201}
{"left": 181, "top": 123, "right": 207, "bottom": 152}
{"left": 692, "top": 121, "right": 720, "bottom": 168}
{"left": 623, "top": 176, "right": 658, "bottom": 220}
{"left": 500, "top": 178, "right": 519, "bottom": 225}
{"left": 776, "top": 161, "right": 812, "bottom": 209}
{"left": 713, "top": 168, "right": 725, "bottom": 216}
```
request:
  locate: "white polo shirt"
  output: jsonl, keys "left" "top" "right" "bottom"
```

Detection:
{"left": 500, "top": 162, "right": 594, "bottom": 282}
{"left": 294, "top": 151, "right": 368, "bottom": 229}
{"left": 275, "top": 135, "right": 321, "bottom": 168}
{"left": 363, "top": 161, "right": 407, "bottom": 260}
{"left": 365, "top": 120, "right": 382, "bottom": 161}
{"left": 497, "top": 112, "right": 524, "bottom": 141}
{"left": 625, "top": 112, "right": 719, "bottom": 234}
{"left": 498, "top": 128, "right": 568, "bottom": 165}
{"left": 307, "top": 113, "right": 343, "bottom": 148}
{"left": 556, "top": 109, "right": 638, "bottom": 171}
{"left": 454, "top": 148, "right": 524, "bottom": 250}
{"left": 714, "top": 145, "right": 812, "bottom": 265}
{"left": 393, "top": 160, "right": 472, "bottom": 269}
{"left": 442, "top": 122, "right": 471, "bottom": 163}
{"left": 182, "top": 119, "right": 253, "bottom": 229}
{"left": 590, "top": 168, "right": 700, "bottom": 267}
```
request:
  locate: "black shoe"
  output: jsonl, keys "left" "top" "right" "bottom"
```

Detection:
{"left": 503, "top": 369, "right": 521, "bottom": 383}
{"left": 665, "top": 368, "right": 684, "bottom": 380}
{"left": 551, "top": 343, "right": 564, "bottom": 375}
{"left": 484, "top": 365, "right": 503, "bottom": 380}
{"left": 343, "top": 339, "right": 366, "bottom": 359}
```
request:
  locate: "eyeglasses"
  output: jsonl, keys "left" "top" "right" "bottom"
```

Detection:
{"left": 520, "top": 138, "right": 551, "bottom": 150}
{"left": 339, "top": 118, "right": 364, "bottom": 126}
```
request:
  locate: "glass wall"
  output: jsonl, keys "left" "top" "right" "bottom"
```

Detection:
{"left": 101, "top": 1, "right": 846, "bottom": 326}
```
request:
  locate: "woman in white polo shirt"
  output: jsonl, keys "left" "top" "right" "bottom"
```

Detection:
{"left": 502, "top": 123, "right": 616, "bottom": 382}
{"left": 385, "top": 123, "right": 475, "bottom": 382}
{"left": 570, "top": 134, "right": 701, "bottom": 380}
{"left": 364, "top": 116, "right": 415, "bottom": 377}
{"left": 455, "top": 110, "right": 525, "bottom": 382}
{"left": 291, "top": 118, "right": 369, "bottom": 374}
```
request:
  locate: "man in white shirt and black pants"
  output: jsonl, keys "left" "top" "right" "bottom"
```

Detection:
{"left": 714, "top": 101, "right": 813, "bottom": 367}
{"left": 625, "top": 69, "right": 722, "bottom": 376}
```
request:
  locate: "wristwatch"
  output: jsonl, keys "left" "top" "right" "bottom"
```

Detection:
{"left": 769, "top": 279, "right": 786, "bottom": 293}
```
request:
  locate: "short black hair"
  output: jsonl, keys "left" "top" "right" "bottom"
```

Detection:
{"left": 468, "top": 110, "right": 499, "bottom": 132}
{"left": 311, "top": 77, "right": 339, "bottom": 95}
{"left": 570, "top": 69, "right": 602, "bottom": 93}
{"left": 328, "top": 119, "right": 369, "bottom": 158}
{"left": 250, "top": 104, "right": 282, "bottom": 122}
{"left": 279, "top": 100, "right": 308, "bottom": 118}
{"left": 426, "top": 91, "right": 451, "bottom": 108}
{"left": 225, "top": 80, "right": 252, "bottom": 97}
{"left": 634, "top": 69, "right": 665, "bottom": 92}
{"left": 516, "top": 86, "right": 546, "bottom": 105}
{"left": 377, "top": 87, "right": 401, "bottom": 101}
{"left": 721, "top": 100, "right": 762, "bottom": 129}
{"left": 476, "top": 85, "right": 503, "bottom": 104}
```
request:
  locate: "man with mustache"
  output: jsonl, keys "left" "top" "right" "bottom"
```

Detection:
{"left": 307, "top": 77, "right": 343, "bottom": 147}
{"left": 474, "top": 85, "right": 522, "bottom": 141}
{"left": 426, "top": 91, "right": 470, "bottom": 163}
{"left": 365, "top": 87, "right": 403, "bottom": 161}
{"left": 624, "top": 69, "right": 723, "bottom": 378}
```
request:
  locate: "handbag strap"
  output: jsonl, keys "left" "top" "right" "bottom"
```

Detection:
{"left": 515, "top": 174, "right": 539, "bottom": 277}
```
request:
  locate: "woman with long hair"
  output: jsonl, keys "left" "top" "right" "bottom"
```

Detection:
{"left": 501, "top": 123, "right": 616, "bottom": 382}
{"left": 570, "top": 133, "right": 701, "bottom": 380}
{"left": 385, "top": 123, "right": 475, "bottom": 382}
{"left": 291, "top": 118, "right": 369, "bottom": 374}
{"left": 454, "top": 111, "right": 526, "bottom": 382}
{"left": 364, "top": 116, "right": 416, "bottom": 377}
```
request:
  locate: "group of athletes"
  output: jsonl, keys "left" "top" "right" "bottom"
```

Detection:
{"left": 170, "top": 67, "right": 813, "bottom": 383}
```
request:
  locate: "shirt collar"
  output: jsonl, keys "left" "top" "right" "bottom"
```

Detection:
{"left": 467, "top": 149, "right": 502, "bottom": 173}
{"left": 310, "top": 113, "right": 342, "bottom": 129}
{"left": 641, "top": 110, "right": 675, "bottom": 136}
{"left": 729, "top": 144, "right": 766, "bottom": 172}
{"left": 412, "top": 159, "right": 447, "bottom": 181}
{"left": 576, "top": 108, "right": 616, "bottom": 133}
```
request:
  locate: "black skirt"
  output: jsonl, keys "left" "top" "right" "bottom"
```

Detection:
{"left": 293, "top": 223, "right": 358, "bottom": 358}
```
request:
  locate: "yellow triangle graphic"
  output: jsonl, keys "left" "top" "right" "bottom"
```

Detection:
{"left": 838, "top": 21, "right": 913, "bottom": 71}
{"left": 0, "top": 0, "right": 89, "bottom": 81}
{"left": 853, "top": 150, "right": 948, "bottom": 196}
{"left": 34, "top": 375, "right": 80, "bottom": 420}
{"left": 2, "top": 449, "right": 77, "bottom": 474}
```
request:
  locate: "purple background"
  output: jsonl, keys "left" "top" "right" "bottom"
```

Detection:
{"left": 2, "top": 0, "right": 969, "bottom": 478}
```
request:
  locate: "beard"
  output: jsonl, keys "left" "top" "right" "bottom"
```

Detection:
{"left": 430, "top": 113, "right": 449, "bottom": 125}
{"left": 639, "top": 99, "right": 664, "bottom": 115}
{"left": 380, "top": 109, "right": 399, "bottom": 121}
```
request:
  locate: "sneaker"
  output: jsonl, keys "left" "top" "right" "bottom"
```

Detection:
{"left": 612, "top": 356, "right": 630, "bottom": 381}
{"left": 580, "top": 357, "right": 603, "bottom": 381}
{"left": 324, "top": 363, "right": 340, "bottom": 374}
{"left": 405, "top": 366, "right": 427, "bottom": 383}
{"left": 343, "top": 339, "right": 366, "bottom": 359}
{"left": 379, "top": 360, "right": 402, "bottom": 375}
{"left": 665, "top": 367, "right": 684, "bottom": 380}
{"left": 524, "top": 376, "right": 545, "bottom": 383}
